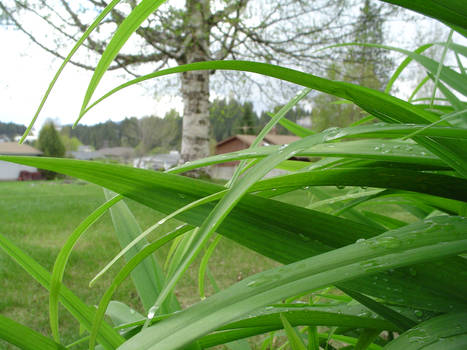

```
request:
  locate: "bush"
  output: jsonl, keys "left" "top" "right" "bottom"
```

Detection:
{"left": 37, "top": 121, "right": 66, "bottom": 179}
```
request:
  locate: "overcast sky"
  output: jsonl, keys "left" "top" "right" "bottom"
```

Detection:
{"left": 0, "top": 25, "right": 182, "bottom": 134}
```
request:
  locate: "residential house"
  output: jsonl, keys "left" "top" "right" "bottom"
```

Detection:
{"left": 70, "top": 145, "right": 103, "bottom": 160}
{"left": 211, "top": 134, "right": 304, "bottom": 179}
{"left": 0, "top": 142, "right": 42, "bottom": 180}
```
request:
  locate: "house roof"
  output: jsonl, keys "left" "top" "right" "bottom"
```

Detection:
{"left": 264, "top": 134, "right": 301, "bottom": 145}
{"left": 216, "top": 134, "right": 300, "bottom": 147}
{"left": 0, "top": 142, "right": 42, "bottom": 155}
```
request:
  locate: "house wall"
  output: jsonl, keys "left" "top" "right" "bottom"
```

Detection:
{"left": 0, "top": 161, "right": 38, "bottom": 181}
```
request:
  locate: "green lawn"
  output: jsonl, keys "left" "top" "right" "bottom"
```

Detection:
{"left": 0, "top": 180, "right": 277, "bottom": 348}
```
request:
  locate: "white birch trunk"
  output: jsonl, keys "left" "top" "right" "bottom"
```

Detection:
{"left": 180, "top": 68, "right": 210, "bottom": 163}
{"left": 180, "top": 0, "right": 211, "bottom": 165}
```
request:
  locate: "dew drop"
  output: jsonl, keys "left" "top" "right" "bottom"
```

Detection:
{"left": 374, "top": 236, "right": 401, "bottom": 249}
{"left": 414, "top": 309, "right": 423, "bottom": 318}
{"left": 147, "top": 305, "right": 159, "bottom": 319}
{"left": 360, "top": 260, "right": 381, "bottom": 273}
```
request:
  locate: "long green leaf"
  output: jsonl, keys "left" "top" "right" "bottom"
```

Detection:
{"left": 91, "top": 190, "right": 226, "bottom": 286}
{"left": 0, "top": 233, "right": 124, "bottom": 349}
{"left": 77, "top": 0, "right": 167, "bottom": 123}
{"left": 280, "top": 313, "right": 307, "bottom": 350}
{"left": 255, "top": 167, "right": 467, "bottom": 202}
{"left": 168, "top": 139, "right": 447, "bottom": 174}
{"left": 106, "top": 301, "right": 145, "bottom": 327}
{"left": 143, "top": 121, "right": 466, "bottom": 331}
{"left": 82, "top": 61, "right": 437, "bottom": 125}
{"left": 339, "top": 287, "right": 416, "bottom": 331}
{"left": 0, "top": 314, "right": 66, "bottom": 350}
{"left": 219, "top": 304, "right": 398, "bottom": 332}
{"left": 228, "top": 88, "right": 312, "bottom": 186}
{"left": 117, "top": 216, "right": 467, "bottom": 350}
{"left": 385, "top": 44, "right": 433, "bottom": 94}
{"left": 20, "top": 0, "right": 122, "bottom": 142}
{"left": 49, "top": 194, "right": 123, "bottom": 342}
{"left": 321, "top": 42, "right": 467, "bottom": 97}
{"left": 355, "top": 329, "right": 381, "bottom": 350}
{"left": 384, "top": 312, "right": 467, "bottom": 349}
{"left": 1, "top": 155, "right": 465, "bottom": 312}
{"left": 277, "top": 116, "right": 315, "bottom": 137}
{"left": 88, "top": 224, "right": 193, "bottom": 350}
{"left": 76, "top": 59, "right": 467, "bottom": 174}
{"left": 379, "top": 1, "right": 467, "bottom": 30}
{"left": 104, "top": 189, "right": 179, "bottom": 314}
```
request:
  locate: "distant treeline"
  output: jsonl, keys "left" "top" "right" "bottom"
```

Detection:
{"left": 0, "top": 121, "right": 26, "bottom": 140}
{"left": 61, "top": 98, "right": 310, "bottom": 153}
{"left": 61, "top": 109, "right": 182, "bottom": 154}
{"left": 1, "top": 98, "right": 310, "bottom": 154}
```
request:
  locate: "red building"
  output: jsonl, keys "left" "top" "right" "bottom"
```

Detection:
{"left": 211, "top": 134, "right": 303, "bottom": 179}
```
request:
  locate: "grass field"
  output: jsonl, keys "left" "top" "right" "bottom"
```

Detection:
{"left": 0, "top": 180, "right": 277, "bottom": 348}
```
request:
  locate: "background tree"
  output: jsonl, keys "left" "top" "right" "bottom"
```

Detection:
{"left": 258, "top": 104, "right": 311, "bottom": 134}
{"left": 311, "top": 0, "right": 395, "bottom": 130}
{"left": 0, "top": 121, "right": 26, "bottom": 140}
{"left": 38, "top": 121, "right": 65, "bottom": 158}
{"left": 120, "top": 117, "right": 140, "bottom": 148}
{"left": 234, "top": 101, "right": 256, "bottom": 135}
{"left": 343, "top": 0, "right": 394, "bottom": 90}
{"left": 37, "top": 121, "right": 65, "bottom": 179}
{"left": 60, "top": 133, "right": 82, "bottom": 152}
{"left": 209, "top": 98, "right": 264, "bottom": 141}
{"left": 0, "top": 0, "right": 358, "bottom": 164}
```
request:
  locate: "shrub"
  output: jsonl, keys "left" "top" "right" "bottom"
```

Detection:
{"left": 37, "top": 121, "right": 66, "bottom": 179}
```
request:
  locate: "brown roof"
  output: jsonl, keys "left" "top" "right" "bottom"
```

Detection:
{"left": 0, "top": 142, "right": 42, "bottom": 155}
{"left": 264, "top": 134, "right": 300, "bottom": 145}
{"left": 216, "top": 134, "right": 300, "bottom": 147}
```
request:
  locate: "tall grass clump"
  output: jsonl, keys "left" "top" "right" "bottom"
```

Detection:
{"left": 1, "top": 1, "right": 466, "bottom": 349}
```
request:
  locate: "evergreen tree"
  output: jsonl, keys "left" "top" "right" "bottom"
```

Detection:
{"left": 344, "top": 0, "right": 394, "bottom": 90}
{"left": 312, "top": 1, "right": 394, "bottom": 130}
{"left": 234, "top": 102, "right": 257, "bottom": 135}
{"left": 37, "top": 122, "right": 65, "bottom": 179}
{"left": 0, "top": 121, "right": 26, "bottom": 140}
{"left": 38, "top": 122, "right": 65, "bottom": 158}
